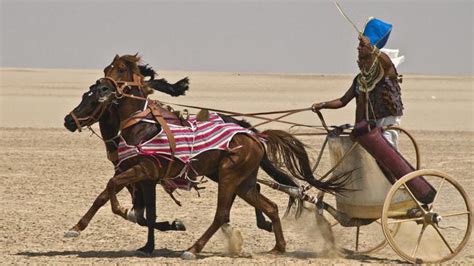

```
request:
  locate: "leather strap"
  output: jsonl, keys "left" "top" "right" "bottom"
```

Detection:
{"left": 149, "top": 102, "right": 176, "bottom": 178}
{"left": 149, "top": 103, "right": 176, "bottom": 157}
{"left": 120, "top": 108, "right": 152, "bottom": 129}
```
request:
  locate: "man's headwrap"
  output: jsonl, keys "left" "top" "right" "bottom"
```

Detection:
{"left": 363, "top": 17, "right": 392, "bottom": 49}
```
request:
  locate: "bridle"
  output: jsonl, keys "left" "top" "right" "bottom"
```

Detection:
{"left": 68, "top": 75, "right": 147, "bottom": 132}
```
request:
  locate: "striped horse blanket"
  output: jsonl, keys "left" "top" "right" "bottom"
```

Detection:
{"left": 117, "top": 112, "right": 253, "bottom": 182}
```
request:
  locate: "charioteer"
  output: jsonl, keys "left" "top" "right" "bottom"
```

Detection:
{"left": 312, "top": 18, "right": 404, "bottom": 147}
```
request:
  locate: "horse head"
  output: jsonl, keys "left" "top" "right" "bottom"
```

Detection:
{"left": 64, "top": 78, "right": 119, "bottom": 132}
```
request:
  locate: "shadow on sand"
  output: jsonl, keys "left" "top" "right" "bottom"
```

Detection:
{"left": 16, "top": 249, "right": 252, "bottom": 260}
{"left": 275, "top": 249, "right": 406, "bottom": 264}
{"left": 16, "top": 248, "right": 183, "bottom": 259}
{"left": 16, "top": 249, "right": 406, "bottom": 263}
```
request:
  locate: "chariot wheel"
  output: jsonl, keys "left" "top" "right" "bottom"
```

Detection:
{"left": 381, "top": 169, "right": 472, "bottom": 263}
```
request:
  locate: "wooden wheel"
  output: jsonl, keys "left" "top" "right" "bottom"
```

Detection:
{"left": 381, "top": 169, "right": 472, "bottom": 263}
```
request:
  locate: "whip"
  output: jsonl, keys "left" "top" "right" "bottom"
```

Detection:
{"left": 334, "top": 2, "right": 361, "bottom": 34}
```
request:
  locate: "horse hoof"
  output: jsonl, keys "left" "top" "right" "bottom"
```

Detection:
{"left": 173, "top": 219, "right": 186, "bottom": 231}
{"left": 181, "top": 251, "right": 196, "bottom": 260}
{"left": 136, "top": 246, "right": 154, "bottom": 256}
{"left": 64, "top": 230, "right": 80, "bottom": 238}
{"left": 268, "top": 245, "right": 286, "bottom": 254}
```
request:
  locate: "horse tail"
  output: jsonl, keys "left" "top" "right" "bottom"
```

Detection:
{"left": 262, "top": 129, "right": 349, "bottom": 194}
{"left": 219, "top": 115, "right": 299, "bottom": 186}
{"left": 219, "top": 114, "right": 304, "bottom": 215}
{"left": 145, "top": 77, "right": 189, "bottom": 97}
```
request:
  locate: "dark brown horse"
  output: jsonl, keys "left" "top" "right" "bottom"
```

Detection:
{"left": 63, "top": 74, "right": 348, "bottom": 258}
{"left": 102, "top": 54, "right": 302, "bottom": 231}
{"left": 96, "top": 77, "right": 189, "bottom": 232}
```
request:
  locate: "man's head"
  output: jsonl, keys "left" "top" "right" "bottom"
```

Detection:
{"left": 357, "top": 34, "right": 373, "bottom": 59}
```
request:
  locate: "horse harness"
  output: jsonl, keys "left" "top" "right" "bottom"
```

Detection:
{"left": 71, "top": 75, "right": 179, "bottom": 178}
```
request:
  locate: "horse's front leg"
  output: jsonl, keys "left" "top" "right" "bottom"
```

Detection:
{"left": 107, "top": 164, "right": 150, "bottom": 220}
{"left": 64, "top": 185, "right": 124, "bottom": 237}
{"left": 136, "top": 180, "right": 157, "bottom": 255}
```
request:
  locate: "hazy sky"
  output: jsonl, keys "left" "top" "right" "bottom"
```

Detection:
{"left": 1, "top": 0, "right": 473, "bottom": 75}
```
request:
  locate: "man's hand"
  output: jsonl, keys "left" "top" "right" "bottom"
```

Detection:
{"left": 311, "top": 102, "right": 326, "bottom": 112}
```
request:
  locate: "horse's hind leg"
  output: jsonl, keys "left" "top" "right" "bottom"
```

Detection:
{"left": 255, "top": 183, "right": 273, "bottom": 232}
{"left": 236, "top": 177, "right": 286, "bottom": 253}
{"left": 182, "top": 174, "right": 242, "bottom": 259}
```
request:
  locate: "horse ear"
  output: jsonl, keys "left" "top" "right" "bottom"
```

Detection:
{"left": 114, "top": 54, "right": 120, "bottom": 61}
{"left": 133, "top": 53, "right": 141, "bottom": 62}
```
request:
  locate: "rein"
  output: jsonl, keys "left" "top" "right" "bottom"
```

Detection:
{"left": 158, "top": 100, "right": 326, "bottom": 130}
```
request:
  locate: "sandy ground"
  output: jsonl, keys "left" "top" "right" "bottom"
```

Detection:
{"left": 0, "top": 68, "right": 473, "bottom": 264}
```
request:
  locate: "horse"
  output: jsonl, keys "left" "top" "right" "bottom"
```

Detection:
{"left": 96, "top": 76, "right": 190, "bottom": 232}
{"left": 63, "top": 76, "right": 349, "bottom": 258}
{"left": 102, "top": 54, "right": 302, "bottom": 232}
{"left": 63, "top": 56, "right": 297, "bottom": 238}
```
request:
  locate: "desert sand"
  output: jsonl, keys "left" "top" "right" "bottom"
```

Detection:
{"left": 0, "top": 68, "right": 472, "bottom": 264}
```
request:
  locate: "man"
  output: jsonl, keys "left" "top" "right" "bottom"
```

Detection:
{"left": 312, "top": 18, "right": 403, "bottom": 147}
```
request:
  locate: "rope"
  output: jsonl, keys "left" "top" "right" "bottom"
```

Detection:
{"left": 158, "top": 100, "right": 324, "bottom": 129}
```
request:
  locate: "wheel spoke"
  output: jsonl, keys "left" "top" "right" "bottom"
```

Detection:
{"left": 402, "top": 184, "right": 427, "bottom": 214}
{"left": 432, "top": 224, "right": 454, "bottom": 253}
{"left": 412, "top": 224, "right": 427, "bottom": 257}
{"left": 429, "top": 177, "right": 445, "bottom": 211}
{"left": 387, "top": 217, "right": 423, "bottom": 224}
{"left": 440, "top": 210, "right": 470, "bottom": 218}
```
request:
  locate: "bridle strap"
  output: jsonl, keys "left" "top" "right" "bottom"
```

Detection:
{"left": 69, "top": 112, "right": 83, "bottom": 132}
{"left": 69, "top": 101, "right": 108, "bottom": 132}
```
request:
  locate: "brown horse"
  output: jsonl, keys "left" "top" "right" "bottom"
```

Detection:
{"left": 63, "top": 75, "right": 348, "bottom": 258}
{"left": 102, "top": 54, "right": 302, "bottom": 231}
{"left": 64, "top": 56, "right": 297, "bottom": 238}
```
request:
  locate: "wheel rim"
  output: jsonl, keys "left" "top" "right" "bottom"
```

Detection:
{"left": 381, "top": 169, "right": 472, "bottom": 263}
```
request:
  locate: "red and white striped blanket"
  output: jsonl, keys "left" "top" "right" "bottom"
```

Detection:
{"left": 117, "top": 112, "right": 253, "bottom": 178}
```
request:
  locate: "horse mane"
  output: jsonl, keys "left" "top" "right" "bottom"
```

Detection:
{"left": 138, "top": 64, "right": 156, "bottom": 80}
{"left": 118, "top": 54, "right": 189, "bottom": 97}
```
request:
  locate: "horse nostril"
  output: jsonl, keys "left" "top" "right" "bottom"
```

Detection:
{"left": 64, "top": 115, "right": 73, "bottom": 124}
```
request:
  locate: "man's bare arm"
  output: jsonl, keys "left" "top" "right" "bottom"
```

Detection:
{"left": 312, "top": 86, "right": 355, "bottom": 111}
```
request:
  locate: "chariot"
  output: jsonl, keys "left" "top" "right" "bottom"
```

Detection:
{"left": 279, "top": 120, "right": 472, "bottom": 263}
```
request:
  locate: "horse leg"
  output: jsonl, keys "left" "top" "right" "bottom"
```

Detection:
{"left": 136, "top": 180, "right": 157, "bottom": 255}
{"left": 255, "top": 183, "right": 273, "bottom": 232}
{"left": 236, "top": 175, "right": 286, "bottom": 253}
{"left": 129, "top": 182, "right": 186, "bottom": 232}
{"left": 182, "top": 176, "right": 241, "bottom": 259}
{"left": 65, "top": 185, "right": 124, "bottom": 237}
{"left": 107, "top": 163, "right": 151, "bottom": 220}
